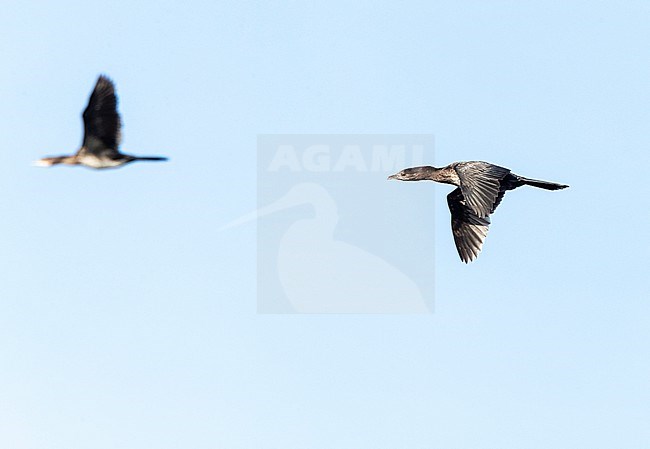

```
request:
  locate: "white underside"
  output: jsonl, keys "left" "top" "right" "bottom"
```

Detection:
{"left": 78, "top": 155, "right": 125, "bottom": 169}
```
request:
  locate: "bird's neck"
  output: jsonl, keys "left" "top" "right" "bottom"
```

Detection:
{"left": 417, "top": 166, "right": 441, "bottom": 178}
{"left": 40, "top": 155, "right": 80, "bottom": 166}
{"left": 423, "top": 165, "right": 460, "bottom": 185}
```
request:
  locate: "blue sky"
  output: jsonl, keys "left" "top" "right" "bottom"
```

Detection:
{"left": 1, "top": 0, "right": 649, "bottom": 448}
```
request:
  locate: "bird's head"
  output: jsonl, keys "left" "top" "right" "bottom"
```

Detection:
{"left": 387, "top": 166, "right": 435, "bottom": 181}
{"left": 32, "top": 156, "right": 78, "bottom": 167}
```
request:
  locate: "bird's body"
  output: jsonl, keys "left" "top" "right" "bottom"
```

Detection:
{"left": 34, "top": 75, "right": 167, "bottom": 169}
{"left": 388, "top": 161, "right": 568, "bottom": 263}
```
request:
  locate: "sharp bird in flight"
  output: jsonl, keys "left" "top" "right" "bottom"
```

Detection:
{"left": 388, "top": 162, "right": 568, "bottom": 263}
{"left": 34, "top": 75, "right": 167, "bottom": 169}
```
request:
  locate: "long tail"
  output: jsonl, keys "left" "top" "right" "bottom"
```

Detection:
{"left": 517, "top": 175, "right": 568, "bottom": 190}
{"left": 132, "top": 156, "right": 168, "bottom": 162}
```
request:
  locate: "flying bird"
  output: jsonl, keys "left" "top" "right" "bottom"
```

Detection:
{"left": 388, "top": 162, "right": 568, "bottom": 263}
{"left": 34, "top": 75, "right": 167, "bottom": 169}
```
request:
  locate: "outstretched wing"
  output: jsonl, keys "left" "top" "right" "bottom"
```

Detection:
{"left": 447, "top": 188, "right": 490, "bottom": 263}
{"left": 81, "top": 75, "right": 122, "bottom": 155}
{"left": 454, "top": 162, "right": 510, "bottom": 218}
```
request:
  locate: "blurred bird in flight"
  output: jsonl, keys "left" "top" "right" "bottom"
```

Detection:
{"left": 34, "top": 75, "right": 167, "bottom": 169}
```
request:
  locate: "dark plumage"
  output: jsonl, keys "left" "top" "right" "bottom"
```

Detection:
{"left": 388, "top": 161, "right": 568, "bottom": 263}
{"left": 34, "top": 75, "right": 167, "bottom": 169}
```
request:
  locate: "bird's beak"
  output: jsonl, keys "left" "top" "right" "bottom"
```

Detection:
{"left": 387, "top": 173, "right": 398, "bottom": 180}
{"left": 218, "top": 190, "right": 303, "bottom": 231}
{"left": 32, "top": 159, "right": 52, "bottom": 167}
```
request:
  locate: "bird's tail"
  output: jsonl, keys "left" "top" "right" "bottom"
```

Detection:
{"left": 517, "top": 176, "right": 568, "bottom": 190}
{"left": 132, "top": 156, "right": 168, "bottom": 162}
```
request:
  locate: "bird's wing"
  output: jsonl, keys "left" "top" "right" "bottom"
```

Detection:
{"left": 454, "top": 162, "right": 510, "bottom": 218}
{"left": 447, "top": 188, "right": 490, "bottom": 263}
{"left": 491, "top": 187, "right": 508, "bottom": 214}
{"left": 81, "top": 75, "right": 122, "bottom": 155}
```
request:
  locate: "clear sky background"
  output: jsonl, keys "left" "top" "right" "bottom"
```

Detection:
{"left": 1, "top": 1, "right": 649, "bottom": 448}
